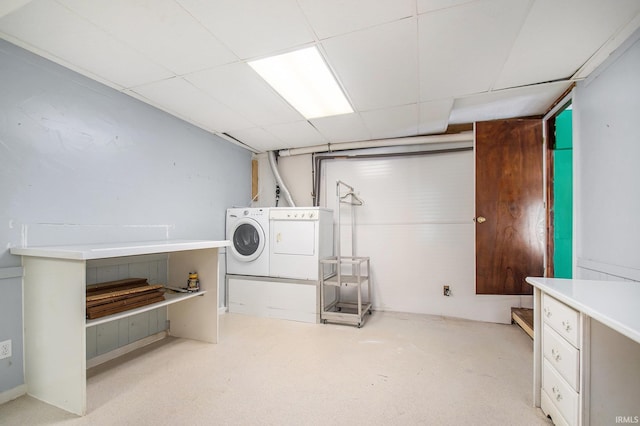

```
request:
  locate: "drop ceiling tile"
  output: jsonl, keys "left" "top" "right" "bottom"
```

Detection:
{"left": 264, "top": 121, "right": 327, "bottom": 148}
{"left": 418, "top": 0, "right": 530, "bottom": 101}
{"left": 310, "top": 113, "right": 371, "bottom": 143}
{"left": 176, "top": 0, "right": 314, "bottom": 60}
{"left": 418, "top": 99, "right": 454, "bottom": 134}
{"left": 298, "top": 0, "right": 414, "bottom": 40}
{"left": 131, "top": 77, "right": 254, "bottom": 133}
{"left": 322, "top": 18, "right": 419, "bottom": 111}
{"left": 227, "top": 127, "right": 283, "bottom": 152}
{"left": 60, "top": 0, "right": 237, "bottom": 76}
{"left": 184, "top": 62, "right": 302, "bottom": 127}
{"left": 0, "top": 0, "right": 31, "bottom": 18}
{"left": 494, "top": 0, "right": 640, "bottom": 89}
{"left": 360, "top": 104, "right": 419, "bottom": 140}
{"left": 417, "top": 0, "right": 478, "bottom": 14}
{"left": 0, "top": 0, "right": 172, "bottom": 88}
{"left": 449, "top": 81, "right": 572, "bottom": 124}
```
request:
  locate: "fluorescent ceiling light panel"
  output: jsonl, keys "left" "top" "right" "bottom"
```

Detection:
{"left": 249, "top": 46, "right": 353, "bottom": 119}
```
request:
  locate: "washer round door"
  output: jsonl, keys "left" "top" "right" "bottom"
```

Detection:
{"left": 230, "top": 218, "right": 265, "bottom": 262}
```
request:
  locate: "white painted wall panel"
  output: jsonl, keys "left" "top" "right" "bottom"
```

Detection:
{"left": 574, "top": 31, "right": 640, "bottom": 282}
{"left": 321, "top": 151, "right": 530, "bottom": 323}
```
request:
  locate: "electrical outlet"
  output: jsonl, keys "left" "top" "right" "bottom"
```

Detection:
{"left": 443, "top": 285, "right": 451, "bottom": 297}
{"left": 0, "top": 340, "right": 11, "bottom": 360}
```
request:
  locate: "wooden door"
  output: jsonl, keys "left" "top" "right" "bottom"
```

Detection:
{"left": 475, "top": 119, "right": 544, "bottom": 294}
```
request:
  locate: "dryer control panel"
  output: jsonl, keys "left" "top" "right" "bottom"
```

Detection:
{"left": 269, "top": 208, "right": 326, "bottom": 221}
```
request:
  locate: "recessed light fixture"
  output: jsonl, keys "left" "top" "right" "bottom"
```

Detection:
{"left": 248, "top": 46, "right": 353, "bottom": 119}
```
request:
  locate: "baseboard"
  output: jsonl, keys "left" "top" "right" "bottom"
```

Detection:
{"left": 0, "top": 384, "right": 27, "bottom": 405}
{"left": 86, "top": 331, "right": 168, "bottom": 369}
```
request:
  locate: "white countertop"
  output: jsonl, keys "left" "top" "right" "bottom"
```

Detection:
{"left": 11, "top": 239, "right": 230, "bottom": 260}
{"left": 526, "top": 277, "right": 640, "bottom": 344}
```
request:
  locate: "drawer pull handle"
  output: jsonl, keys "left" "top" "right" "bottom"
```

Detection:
{"left": 562, "top": 320, "right": 572, "bottom": 332}
{"left": 544, "top": 307, "right": 552, "bottom": 318}
{"left": 551, "top": 386, "right": 563, "bottom": 401}
{"left": 551, "top": 348, "right": 562, "bottom": 362}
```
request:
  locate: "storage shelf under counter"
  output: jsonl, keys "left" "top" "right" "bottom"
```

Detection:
{"left": 11, "top": 239, "right": 230, "bottom": 416}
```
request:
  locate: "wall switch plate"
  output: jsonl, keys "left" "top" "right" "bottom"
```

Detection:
{"left": 443, "top": 285, "right": 451, "bottom": 296}
{"left": 0, "top": 340, "right": 11, "bottom": 359}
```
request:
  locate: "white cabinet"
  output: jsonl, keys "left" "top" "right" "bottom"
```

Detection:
{"left": 528, "top": 277, "right": 640, "bottom": 426}
{"left": 542, "top": 324, "right": 580, "bottom": 390}
{"left": 11, "top": 239, "right": 229, "bottom": 416}
{"left": 541, "top": 294, "right": 580, "bottom": 425}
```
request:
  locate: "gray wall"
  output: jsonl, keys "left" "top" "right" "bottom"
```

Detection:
{"left": 573, "top": 29, "right": 640, "bottom": 282}
{"left": 0, "top": 40, "right": 251, "bottom": 394}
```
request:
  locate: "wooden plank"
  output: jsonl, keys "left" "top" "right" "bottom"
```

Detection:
{"left": 512, "top": 307, "right": 534, "bottom": 339}
{"left": 252, "top": 159, "right": 259, "bottom": 201}
{"left": 86, "top": 284, "right": 163, "bottom": 303}
{"left": 87, "top": 290, "right": 165, "bottom": 315}
{"left": 87, "top": 294, "right": 165, "bottom": 319}
{"left": 86, "top": 277, "right": 148, "bottom": 294}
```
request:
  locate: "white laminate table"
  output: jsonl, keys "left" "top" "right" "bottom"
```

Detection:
{"left": 11, "top": 239, "right": 230, "bottom": 416}
{"left": 527, "top": 277, "right": 640, "bottom": 425}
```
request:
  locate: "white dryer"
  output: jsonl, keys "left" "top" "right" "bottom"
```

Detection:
{"left": 226, "top": 208, "right": 270, "bottom": 277}
{"left": 269, "top": 207, "right": 333, "bottom": 280}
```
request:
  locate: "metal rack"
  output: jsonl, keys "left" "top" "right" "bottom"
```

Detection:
{"left": 320, "top": 256, "right": 371, "bottom": 327}
{"left": 320, "top": 180, "right": 372, "bottom": 327}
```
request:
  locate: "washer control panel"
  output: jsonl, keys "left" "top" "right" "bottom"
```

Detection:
{"left": 241, "top": 208, "right": 268, "bottom": 217}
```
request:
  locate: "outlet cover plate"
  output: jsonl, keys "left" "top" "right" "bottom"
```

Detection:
{"left": 0, "top": 339, "right": 11, "bottom": 359}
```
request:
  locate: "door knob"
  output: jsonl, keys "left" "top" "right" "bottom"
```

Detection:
{"left": 475, "top": 216, "right": 486, "bottom": 224}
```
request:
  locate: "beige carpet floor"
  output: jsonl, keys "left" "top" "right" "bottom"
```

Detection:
{"left": 0, "top": 311, "right": 551, "bottom": 425}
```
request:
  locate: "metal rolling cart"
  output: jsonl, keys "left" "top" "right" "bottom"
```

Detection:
{"left": 320, "top": 180, "right": 372, "bottom": 328}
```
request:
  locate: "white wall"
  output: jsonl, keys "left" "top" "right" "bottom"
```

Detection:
{"left": 256, "top": 146, "right": 533, "bottom": 324}
{"left": 0, "top": 39, "right": 251, "bottom": 395}
{"left": 253, "top": 153, "right": 314, "bottom": 207}
{"left": 573, "top": 29, "right": 640, "bottom": 282}
{"left": 321, "top": 152, "right": 531, "bottom": 324}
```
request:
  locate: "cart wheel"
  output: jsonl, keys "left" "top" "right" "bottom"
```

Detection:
{"left": 322, "top": 319, "right": 327, "bottom": 324}
{"left": 357, "top": 323, "right": 362, "bottom": 328}
{"left": 336, "top": 307, "right": 342, "bottom": 312}
{"left": 368, "top": 310, "right": 372, "bottom": 315}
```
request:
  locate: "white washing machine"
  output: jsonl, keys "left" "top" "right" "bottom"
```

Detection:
{"left": 269, "top": 207, "right": 333, "bottom": 280}
{"left": 226, "top": 207, "right": 270, "bottom": 277}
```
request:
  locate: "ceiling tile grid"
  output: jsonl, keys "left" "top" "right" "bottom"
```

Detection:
{"left": 417, "top": 0, "right": 531, "bottom": 102}
{"left": 1, "top": 0, "right": 639, "bottom": 151}
{"left": 419, "top": 99, "right": 455, "bottom": 135}
{"left": 493, "top": 0, "right": 640, "bottom": 90}
{"left": 0, "top": 0, "right": 174, "bottom": 89}
{"left": 360, "top": 104, "right": 419, "bottom": 140}
{"left": 130, "top": 77, "right": 254, "bottom": 133}
{"left": 176, "top": 0, "right": 315, "bottom": 60}
{"left": 183, "top": 61, "right": 303, "bottom": 127}
{"left": 298, "top": 0, "right": 415, "bottom": 40}
{"left": 321, "top": 17, "right": 419, "bottom": 112}
{"left": 60, "top": 0, "right": 238, "bottom": 76}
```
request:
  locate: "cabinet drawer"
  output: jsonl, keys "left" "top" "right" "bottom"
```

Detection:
{"left": 543, "top": 359, "right": 578, "bottom": 426}
{"left": 542, "top": 294, "right": 580, "bottom": 347}
{"left": 541, "top": 389, "right": 570, "bottom": 426}
{"left": 543, "top": 324, "right": 580, "bottom": 391}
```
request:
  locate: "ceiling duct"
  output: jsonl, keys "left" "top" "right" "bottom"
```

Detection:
{"left": 268, "top": 151, "right": 296, "bottom": 207}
